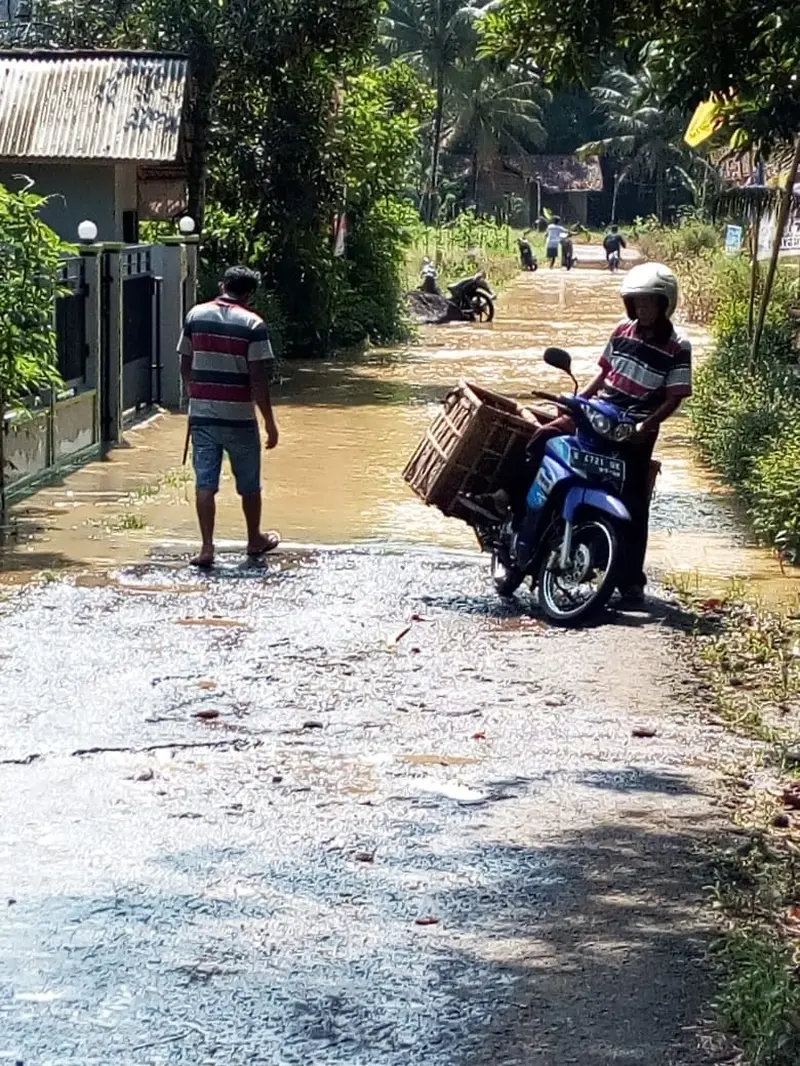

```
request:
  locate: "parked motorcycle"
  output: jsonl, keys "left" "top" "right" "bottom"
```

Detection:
{"left": 478, "top": 347, "right": 637, "bottom": 625}
{"left": 518, "top": 238, "right": 538, "bottom": 272}
{"left": 447, "top": 271, "right": 496, "bottom": 322}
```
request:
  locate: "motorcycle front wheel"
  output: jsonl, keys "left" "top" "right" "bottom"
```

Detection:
{"left": 470, "top": 292, "right": 495, "bottom": 322}
{"left": 537, "top": 516, "right": 619, "bottom": 625}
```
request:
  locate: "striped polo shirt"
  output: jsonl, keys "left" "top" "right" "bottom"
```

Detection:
{"left": 178, "top": 295, "right": 273, "bottom": 427}
{"left": 598, "top": 319, "right": 692, "bottom": 416}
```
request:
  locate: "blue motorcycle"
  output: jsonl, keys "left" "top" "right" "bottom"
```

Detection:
{"left": 488, "top": 347, "right": 638, "bottom": 625}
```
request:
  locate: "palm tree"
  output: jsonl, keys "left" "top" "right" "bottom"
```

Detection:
{"left": 380, "top": 0, "right": 487, "bottom": 221}
{"left": 578, "top": 66, "right": 692, "bottom": 222}
{"left": 445, "top": 63, "right": 549, "bottom": 206}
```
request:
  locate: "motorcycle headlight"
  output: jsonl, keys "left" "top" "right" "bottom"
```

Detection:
{"left": 586, "top": 408, "right": 612, "bottom": 436}
{"left": 612, "top": 422, "right": 635, "bottom": 442}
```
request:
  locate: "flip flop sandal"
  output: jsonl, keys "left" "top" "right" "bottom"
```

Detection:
{"left": 190, "top": 553, "right": 215, "bottom": 569}
{"left": 247, "top": 531, "right": 281, "bottom": 559}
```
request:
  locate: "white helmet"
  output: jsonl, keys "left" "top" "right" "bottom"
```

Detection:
{"left": 621, "top": 262, "right": 679, "bottom": 319}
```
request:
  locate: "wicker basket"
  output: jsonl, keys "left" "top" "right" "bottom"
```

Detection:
{"left": 403, "top": 379, "right": 538, "bottom": 523}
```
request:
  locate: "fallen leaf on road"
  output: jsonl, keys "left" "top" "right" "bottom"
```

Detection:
{"left": 135, "top": 768, "right": 155, "bottom": 782}
{"left": 193, "top": 709, "right": 221, "bottom": 721}
{"left": 386, "top": 624, "right": 412, "bottom": 648}
{"left": 472, "top": 732, "right": 486, "bottom": 741}
{"left": 198, "top": 680, "right": 217, "bottom": 690}
{"left": 303, "top": 720, "right": 324, "bottom": 730}
{"left": 403, "top": 753, "right": 479, "bottom": 767}
{"left": 700, "top": 598, "right": 725, "bottom": 613}
{"left": 410, "top": 613, "right": 428, "bottom": 623}
{"left": 354, "top": 850, "right": 375, "bottom": 863}
{"left": 177, "top": 618, "right": 250, "bottom": 629}
{"left": 632, "top": 727, "right": 657, "bottom": 738}
{"left": 415, "top": 915, "right": 440, "bottom": 926}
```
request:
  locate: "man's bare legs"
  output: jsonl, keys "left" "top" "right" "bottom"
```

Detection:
{"left": 242, "top": 492, "right": 279, "bottom": 556}
{"left": 193, "top": 489, "right": 216, "bottom": 567}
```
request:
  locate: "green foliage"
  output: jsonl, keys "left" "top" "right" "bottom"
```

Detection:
{"left": 715, "top": 932, "right": 800, "bottom": 1065}
{"left": 480, "top": 0, "right": 800, "bottom": 159}
{"left": 691, "top": 304, "right": 800, "bottom": 561}
{"left": 0, "top": 182, "right": 69, "bottom": 411}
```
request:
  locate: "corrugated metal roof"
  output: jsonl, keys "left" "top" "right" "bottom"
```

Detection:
{"left": 0, "top": 51, "right": 188, "bottom": 161}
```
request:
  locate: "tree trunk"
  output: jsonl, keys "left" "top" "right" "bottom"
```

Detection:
{"left": 655, "top": 166, "right": 665, "bottom": 223}
{"left": 611, "top": 171, "right": 620, "bottom": 223}
{"left": 752, "top": 136, "right": 800, "bottom": 363}
{"left": 747, "top": 204, "right": 763, "bottom": 342}
{"left": 471, "top": 149, "right": 479, "bottom": 209}
{"left": 185, "top": 49, "right": 218, "bottom": 233}
{"left": 428, "top": 62, "right": 445, "bottom": 225}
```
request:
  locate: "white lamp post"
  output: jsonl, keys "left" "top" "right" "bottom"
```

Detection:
{"left": 178, "top": 216, "right": 196, "bottom": 236}
{"left": 77, "top": 219, "right": 98, "bottom": 244}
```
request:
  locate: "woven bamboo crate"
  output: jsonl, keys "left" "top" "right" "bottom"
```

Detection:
{"left": 403, "top": 379, "right": 538, "bottom": 522}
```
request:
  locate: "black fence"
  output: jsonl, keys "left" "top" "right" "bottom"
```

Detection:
{"left": 121, "top": 246, "right": 161, "bottom": 411}
{"left": 55, "top": 257, "right": 88, "bottom": 386}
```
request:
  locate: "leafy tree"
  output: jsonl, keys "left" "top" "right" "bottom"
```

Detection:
{"left": 380, "top": 0, "right": 486, "bottom": 220}
{"left": 0, "top": 181, "right": 70, "bottom": 514}
{"left": 480, "top": 0, "right": 800, "bottom": 158}
{"left": 445, "top": 62, "right": 548, "bottom": 205}
{"left": 578, "top": 66, "right": 691, "bottom": 221}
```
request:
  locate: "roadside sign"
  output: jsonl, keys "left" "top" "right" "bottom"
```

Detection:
{"left": 758, "top": 196, "right": 800, "bottom": 260}
{"left": 724, "top": 225, "right": 743, "bottom": 254}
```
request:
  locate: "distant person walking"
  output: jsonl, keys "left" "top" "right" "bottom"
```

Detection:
{"left": 178, "top": 265, "right": 280, "bottom": 569}
{"left": 603, "top": 224, "right": 627, "bottom": 271}
{"left": 544, "top": 217, "right": 569, "bottom": 268}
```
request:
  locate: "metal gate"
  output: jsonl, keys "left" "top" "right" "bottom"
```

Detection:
{"left": 121, "top": 246, "right": 162, "bottom": 411}
{"left": 55, "top": 257, "right": 88, "bottom": 388}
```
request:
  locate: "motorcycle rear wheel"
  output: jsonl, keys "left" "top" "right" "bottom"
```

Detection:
{"left": 470, "top": 292, "right": 495, "bottom": 322}
{"left": 537, "top": 516, "right": 619, "bottom": 625}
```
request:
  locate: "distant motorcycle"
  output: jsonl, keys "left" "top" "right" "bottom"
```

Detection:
{"left": 607, "top": 249, "right": 621, "bottom": 273}
{"left": 447, "top": 271, "right": 496, "bottom": 322}
{"left": 560, "top": 235, "right": 575, "bottom": 271}
{"left": 518, "top": 238, "right": 538, "bottom": 272}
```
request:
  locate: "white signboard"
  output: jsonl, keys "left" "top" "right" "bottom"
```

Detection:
{"left": 757, "top": 185, "right": 800, "bottom": 260}
{"left": 725, "top": 225, "right": 744, "bottom": 254}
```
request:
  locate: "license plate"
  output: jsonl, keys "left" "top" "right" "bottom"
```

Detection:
{"left": 569, "top": 448, "right": 625, "bottom": 485}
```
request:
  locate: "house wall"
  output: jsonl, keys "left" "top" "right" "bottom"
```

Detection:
{"left": 0, "top": 162, "right": 120, "bottom": 242}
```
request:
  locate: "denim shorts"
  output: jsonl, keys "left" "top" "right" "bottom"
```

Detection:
{"left": 191, "top": 422, "right": 261, "bottom": 496}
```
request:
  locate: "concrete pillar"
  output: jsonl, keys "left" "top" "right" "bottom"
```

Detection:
{"left": 79, "top": 245, "right": 103, "bottom": 443}
{"left": 154, "top": 238, "right": 186, "bottom": 408}
{"left": 183, "top": 234, "right": 199, "bottom": 319}
{"left": 101, "top": 244, "right": 124, "bottom": 446}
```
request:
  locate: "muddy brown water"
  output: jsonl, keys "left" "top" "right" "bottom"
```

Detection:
{"left": 3, "top": 270, "right": 798, "bottom": 604}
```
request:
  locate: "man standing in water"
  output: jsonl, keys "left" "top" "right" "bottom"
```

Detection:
{"left": 179, "top": 265, "right": 280, "bottom": 568}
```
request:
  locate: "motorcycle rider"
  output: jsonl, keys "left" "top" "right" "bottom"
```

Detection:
{"left": 603, "top": 225, "right": 627, "bottom": 269}
{"left": 473, "top": 263, "right": 691, "bottom": 605}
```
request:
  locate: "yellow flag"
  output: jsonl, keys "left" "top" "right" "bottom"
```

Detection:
{"left": 685, "top": 98, "right": 725, "bottom": 147}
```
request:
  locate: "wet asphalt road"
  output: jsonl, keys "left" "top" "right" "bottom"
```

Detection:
{"left": 0, "top": 546, "right": 734, "bottom": 1065}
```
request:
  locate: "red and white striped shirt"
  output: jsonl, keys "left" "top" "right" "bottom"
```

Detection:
{"left": 177, "top": 295, "right": 273, "bottom": 427}
{"left": 598, "top": 320, "right": 692, "bottom": 416}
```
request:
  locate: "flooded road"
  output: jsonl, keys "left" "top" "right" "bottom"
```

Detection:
{"left": 0, "top": 271, "right": 762, "bottom": 1064}
{"left": 4, "top": 270, "right": 799, "bottom": 602}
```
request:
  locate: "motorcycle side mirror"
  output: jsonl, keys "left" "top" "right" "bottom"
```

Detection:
{"left": 543, "top": 347, "right": 572, "bottom": 373}
{"left": 543, "top": 346, "right": 579, "bottom": 394}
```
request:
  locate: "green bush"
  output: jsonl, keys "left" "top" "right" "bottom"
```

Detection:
{"left": 690, "top": 313, "right": 800, "bottom": 561}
